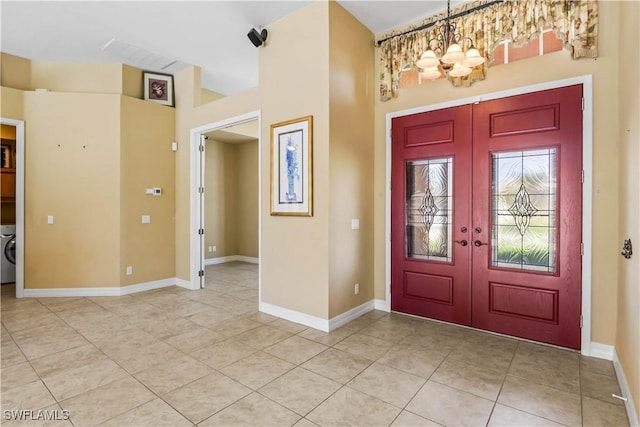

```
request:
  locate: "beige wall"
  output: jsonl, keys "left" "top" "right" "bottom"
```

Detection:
{"left": 235, "top": 140, "right": 259, "bottom": 258}
{"left": 616, "top": 0, "right": 640, "bottom": 415}
{"left": 204, "top": 139, "right": 258, "bottom": 259}
{"left": 328, "top": 2, "right": 375, "bottom": 317}
{"left": 0, "top": 53, "right": 31, "bottom": 90}
{"left": 120, "top": 97, "right": 176, "bottom": 285}
{"left": 2, "top": 57, "right": 176, "bottom": 289}
{"left": 23, "top": 92, "right": 121, "bottom": 288}
{"left": 374, "top": 1, "right": 623, "bottom": 346}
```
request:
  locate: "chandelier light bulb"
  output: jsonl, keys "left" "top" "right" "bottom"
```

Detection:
{"left": 416, "top": 50, "right": 440, "bottom": 69}
{"left": 461, "top": 47, "right": 486, "bottom": 68}
{"left": 420, "top": 66, "right": 442, "bottom": 80}
{"left": 441, "top": 43, "right": 465, "bottom": 64}
{"left": 448, "top": 62, "right": 472, "bottom": 77}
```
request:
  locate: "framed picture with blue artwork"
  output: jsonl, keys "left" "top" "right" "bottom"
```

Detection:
{"left": 270, "top": 115, "right": 313, "bottom": 216}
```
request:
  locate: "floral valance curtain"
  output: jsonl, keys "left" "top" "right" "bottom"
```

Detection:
{"left": 378, "top": 0, "right": 599, "bottom": 101}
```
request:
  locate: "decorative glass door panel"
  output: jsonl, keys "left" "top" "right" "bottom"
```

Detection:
{"left": 491, "top": 148, "right": 557, "bottom": 272}
{"left": 406, "top": 157, "right": 453, "bottom": 262}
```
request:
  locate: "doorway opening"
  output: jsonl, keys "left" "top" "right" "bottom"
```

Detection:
{"left": 385, "top": 76, "right": 593, "bottom": 353}
{"left": 189, "top": 111, "right": 261, "bottom": 296}
{"left": 0, "top": 118, "right": 24, "bottom": 299}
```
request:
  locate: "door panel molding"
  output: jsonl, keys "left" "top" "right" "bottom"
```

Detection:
{"left": 385, "top": 75, "right": 594, "bottom": 354}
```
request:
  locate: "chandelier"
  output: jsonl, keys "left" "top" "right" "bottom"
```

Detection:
{"left": 416, "top": 0, "right": 485, "bottom": 81}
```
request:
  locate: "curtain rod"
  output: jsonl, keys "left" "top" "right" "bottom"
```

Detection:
{"left": 376, "top": 0, "right": 504, "bottom": 46}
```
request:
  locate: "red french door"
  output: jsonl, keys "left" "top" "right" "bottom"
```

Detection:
{"left": 391, "top": 85, "right": 583, "bottom": 349}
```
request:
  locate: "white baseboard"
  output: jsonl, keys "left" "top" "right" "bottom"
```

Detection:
{"left": 259, "top": 301, "right": 330, "bottom": 332}
{"left": 328, "top": 300, "right": 375, "bottom": 331}
{"left": 204, "top": 255, "right": 259, "bottom": 266}
{"left": 374, "top": 298, "right": 390, "bottom": 312}
{"left": 613, "top": 349, "right": 640, "bottom": 427}
{"left": 588, "top": 342, "right": 615, "bottom": 360}
{"left": 175, "top": 277, "right": 197, "bottom": 290}
{"left": 23, "top": 278, "right": 177, "bottom": 297}
{"left": 259, "top": 299, "right": 376, "bottom": 333}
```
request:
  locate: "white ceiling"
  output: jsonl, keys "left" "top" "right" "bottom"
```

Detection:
{"left": 0, "top": 1, "right": 461, "bottom": 96}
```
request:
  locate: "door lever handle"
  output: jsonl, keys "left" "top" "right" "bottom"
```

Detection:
{"left": 474, "top": 240, "right": 488, "bottom": 247}
{"left": 455, "top": 240, "right": 468, "bottom": 247}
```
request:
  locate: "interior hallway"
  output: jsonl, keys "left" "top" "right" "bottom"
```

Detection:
{"left": 0, "top": 262, "right": 630, "bottom": 426}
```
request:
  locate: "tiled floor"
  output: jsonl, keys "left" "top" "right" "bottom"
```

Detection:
{"left": 0, "top": 262, "right": 630, "bottom": 426}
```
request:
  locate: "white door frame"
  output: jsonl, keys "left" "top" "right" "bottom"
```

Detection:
{"left": 188, "top": 111, "right": 262, "bottom": 293}
{"left": 384, "top": 76, "right": 594, "bottom": 355}
{"left": 1, "top": 118, "right": 25, "bottom": 298}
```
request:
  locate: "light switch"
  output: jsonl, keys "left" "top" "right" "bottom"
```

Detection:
{"left": 351, "top": 219, "right": 360, "bottom": 230}
{"left": 141, "top": 215, "right": 151, "bottom": 224}
{"left": 47, "top": 215, "right": 54, "bottom": 225}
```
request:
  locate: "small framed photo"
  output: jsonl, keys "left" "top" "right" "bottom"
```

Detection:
{"left": 143, "top": 72, "right": 174, "bottom": 107}
{"left": 270, "top": 115, "right": 313, "bottom": 216}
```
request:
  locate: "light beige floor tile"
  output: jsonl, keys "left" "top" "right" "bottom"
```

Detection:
{"left": 1, "top": 312, "right": 62, "bottom": 334}
{"left": 186, "top": 308, "right": 237, "bottom": 327}
{"left": 264, "top": 336, "right": 327, "bottom": 365}
{"left": 391, "top": 410, "right": 443, "bottom": 426}
{"left": 133, "top": 316, "right": 199, "bottom": 340}
{"left": 147, "top": 299, "right": 212, "bottom": 317}
{"left": 268, "top": 318, "right": 308, "bottom": 334}
{"left": 581, "top": 396, "right": 630, "bottom": 427}
{"left": 430, "top": 358, "right": 505, "bottom": 400}
{"left": 234, "top": 325, "right": 292, "bottom": 350}
{"left": 243, "top": 311, "right": 282, "bottom": 324}
{"left": 448, "top": 335, "right": 517, "bottom": 373}
{"left": 30, "top": 344, "right": 107, "bottom": 379}
{"left": 208, "top": 316, "right": 262, "bottom": 338}
{"left": 497, "top": 375, "right": 582, "bottom": 426}
{"left": 163, "top": 372, "right": 252, "bottom": 424}
{"left": 358, "top": 319, "right": 416, "bottom": 343}
{"left": 293, "top": 418, "right": 319, "bottom": 426}
{"left": 163, "top": 326, "right": 222, "bottom": 353}
{"left": 348, "top": 362, "right": 425, "bottom": 408}
{"left": 334, "top": 332, "right": 395, "bottom": 360}
{"left": 62, "top": 376, "right": 155, "bottom": 427}
{"left": 402, "top": 330, "right": 463, "bottom": 353}
{"left": 199, "top": 392, "right": 300, "bottom": 427}
{"left": 301, "top": 348, "right": 372, "bottom": 384}
{"left": 90, "top": 327, "right": 158, "bottom": 352}
{"left": 377, "top": 343, "right": 447, "bottom": 379}
{"left": 1, "top": 361, "right": 40, "bottom": 392}
{"left": 1, "top": 380, "right": 56, "bottom": 413}
{"left": 220, "top": 351, "right": 295, "bottom": 390}
{"left": 225, "top": 287, "right": 259, "bottom": 301}
{"left": 43, "top": 358, "right": 129, "bottom": 401}
{"left": 134, "top": 353, "right": 213, "bottom": 395}
{"left": 488, "top": 404, "right": 565, "bottom": 426}
{"left": 38, "top": 297, "right": 102, "bottom": 313}
{"left": 1, "top": 340, "right": 27, "bottom": 369}
{"left": 297, "top": 326, "right": 355, "bottom": 346}
{"left": 580, "top": 355, "right": 616, "bottom": 377}
{"left": 11, "top": 324, "right": 89, "bottom": 360}
{"left": 509, "top": 341, "right": 580, "bottom": 393}
{"left": 306, "top": 386, "right": 400, "bottom": 427}
{"left": 99, "top": 398, "right": 193, "bottom": 427}
{"left": 108, "top": 341, "right": 183, "bottom": 373}
{"left": 580, "top": 369, "right": 624, "bottom": 406}
{"left": 190, "top": 338, "right": 257, "bottom": 369}
{"left": 406, "top": 381, "right": 494, "bottom": 427}
{"left": 259, "top": 367, "right": 341, "bottom": 416}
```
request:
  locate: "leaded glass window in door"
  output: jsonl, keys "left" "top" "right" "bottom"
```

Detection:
{"left": 491, "top": 148, "right": 557, "bottom": 272}
{"left": 406, "top": 157, "right": 453, "bottom": 262}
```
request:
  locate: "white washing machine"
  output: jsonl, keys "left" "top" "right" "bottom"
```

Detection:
{"left": 1, "top": 224, "right": 16, "bottom": 284}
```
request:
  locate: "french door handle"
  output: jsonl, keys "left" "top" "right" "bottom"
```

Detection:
{"left": 474, "top": 240, "right": 488, "bottom": 247}
{"left": 455, "top": 240, "right": 468, "bottom": 247}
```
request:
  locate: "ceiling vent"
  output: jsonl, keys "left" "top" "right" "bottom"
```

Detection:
{"left": 101, "top": 37, "right": 183, "bottom": 73}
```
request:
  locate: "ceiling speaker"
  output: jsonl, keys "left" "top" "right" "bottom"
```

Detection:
{"left": 247, "top": 28, "right": 268, "bottom": 48}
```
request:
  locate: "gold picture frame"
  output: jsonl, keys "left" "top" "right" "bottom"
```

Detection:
{"left": 270, "top": 115, "right": 313, "bottom": 216}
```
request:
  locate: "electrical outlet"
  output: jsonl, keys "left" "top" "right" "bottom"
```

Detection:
{"left": 212, "top": 246, "right": 216, "bottom": 252}
{"left": 126, "top": 266, "right": 133, "bottom": 275}
{"left": 354, "top": 283, "right": 360, "bottom": 295}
